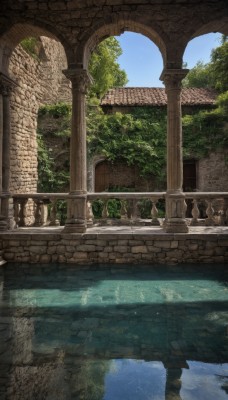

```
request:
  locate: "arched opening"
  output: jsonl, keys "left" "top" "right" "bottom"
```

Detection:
{"left": 77, "top": 19, "right": 166, "bottom": 70}
{"left": 182, "top": 32, "right": 228, "bottom": 193}
{"left": 86, "top": 30, "right": 166, "bottom": 197}
{"left": 0, "top": 23, "right": 71, "bottom": 226}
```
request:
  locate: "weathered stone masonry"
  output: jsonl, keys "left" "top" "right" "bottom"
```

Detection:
{"left": 0, "top": 0, "right": 227, "bottom": 249}
{"left": 1, "top": 232, "right": 227, "bottom": 264}
{"left": 9, "top": 38, "right": 71, "bottom": 195}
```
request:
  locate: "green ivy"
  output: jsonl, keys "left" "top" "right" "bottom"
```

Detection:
{"left": 87, "top": 106, "right": 167, "bottom": 182}
{"left": 37, "top": 133, "right": 69, "bottom": 193}
{"left": 20, "top": 37, "right": 40, "bottom": 61}
{"left": 38, "top": 102, "right": 71, "bottom": 118}
{"left": 183, "top": 106, "right": 228, "bottom": 159}
{"left": 37, "top": 99, "right": 228, "bottom": 196}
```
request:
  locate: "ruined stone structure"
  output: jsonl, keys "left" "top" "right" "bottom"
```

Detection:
{"left": 0, "top": 0, "right": 227, "bottom": 235}
{"left": 9, "top": 38, "right": 71, "bottom": 195}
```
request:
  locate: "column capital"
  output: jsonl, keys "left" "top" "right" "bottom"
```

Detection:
{"left": 63, "top": 68, "right": 92, "bottom": 94}
{"left": 160, "top": 68, "right": 189, "bottom": 90}
{"left": 0, "top": 73, "right": 17, "bottom": 96}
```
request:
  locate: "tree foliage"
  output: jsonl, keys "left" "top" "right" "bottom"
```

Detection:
{"left": 182, "top": 61, "right": 212, "bottom": 88}
{"left": 88, "top": 37, "right": 128, "bottom": 98}
{"left": 210, "top": 39, "right": 228, "bottom": 92}
{"left": 183, "top": 35, "right": 228, "bottom": 92}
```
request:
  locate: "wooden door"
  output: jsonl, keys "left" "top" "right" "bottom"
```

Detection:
{"left": 95, "top": 161, "right": 109, "bottom": 192}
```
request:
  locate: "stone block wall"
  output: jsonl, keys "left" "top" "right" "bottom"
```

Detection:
{"left": 8, "top": 37, "right": 71, "bottom": 194}
{"left": 198, "top": 150, "right": 228, "bottom": 192}
{"left": 0, "top": 232, "right": 227, "bottom": 264}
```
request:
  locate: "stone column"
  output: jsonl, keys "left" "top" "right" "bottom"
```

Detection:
{"left": 160, "top": 69, "right": 189, "bottom": 233}
{"left": 0, "top": 73, "right": 15, "bottom": 230}
{"left": 164, "top": 366, "right": 183, "bottom": 400}
{"left": 63, "top": 68, "right": 91, "bottom": 233}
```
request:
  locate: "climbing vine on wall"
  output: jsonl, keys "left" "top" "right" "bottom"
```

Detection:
{"left": 37, "top": 96, "right": 228, "bottom": 192}
{"left": 87, "top": 105, "right": 167, "bottom": 180}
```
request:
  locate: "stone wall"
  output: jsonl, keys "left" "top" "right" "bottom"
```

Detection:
{"left": 0, "top": 231, "right": 227, "bottom": 264}
{"left": 198, "top": 150, "right": 228, "bottom": 191}
{"left": 8, "top": 37, "right": 71, "bottom": 194}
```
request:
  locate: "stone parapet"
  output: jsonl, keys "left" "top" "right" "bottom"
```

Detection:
{"left": 0, "top": 230, "right": 227, "bottom": 264}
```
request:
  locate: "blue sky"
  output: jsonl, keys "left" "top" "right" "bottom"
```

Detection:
{"left": 116, "top": 32, "right": 222, "bottom": 87}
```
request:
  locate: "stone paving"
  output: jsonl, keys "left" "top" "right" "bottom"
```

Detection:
{"left": 6, "top": 224, "right": 228, "bottom": 235}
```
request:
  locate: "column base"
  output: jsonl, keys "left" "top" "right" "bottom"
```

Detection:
{"left": 0, "top": 216, "right": 15, "bottom": 231}
{"left": 62, "top": 219, "right": 87, "bottom": 233}
{"left": 164, "top": 218, "right": 189, "bottom": 233}
{"left": 0, "top": 251, "right": 7, "bottom": 266}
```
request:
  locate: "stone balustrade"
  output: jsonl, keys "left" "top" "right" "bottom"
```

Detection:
{"left": 185, "top": 192, "right": 228, "bottom": 227}
{"left": 0, "top": 191, "right": 225, "bottom": 229}
{"left": 87, "top": 192, "right": 166, "bottom": 226}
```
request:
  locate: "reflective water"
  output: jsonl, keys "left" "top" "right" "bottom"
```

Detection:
{"left": 0, "top": 264, "right": 228, "bottom": 399}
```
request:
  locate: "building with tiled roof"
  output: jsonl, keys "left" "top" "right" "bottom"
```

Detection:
{"left": 101, "top": 87, "right": 217, "bottom": 111}
{"left": 96, "top": 86, "right": 223, "bottom": 193}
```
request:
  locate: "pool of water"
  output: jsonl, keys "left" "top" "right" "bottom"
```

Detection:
{"left": 0, "top": 264, "right": 228, "bottom": 400}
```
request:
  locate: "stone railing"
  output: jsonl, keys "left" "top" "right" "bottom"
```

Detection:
{"left": 185, "top": 192, "right": 228, "bottom": 226}
{"left": 12, "top": 193, "right": 69, "bottom": 227}
{"left": 0, "top": 192, "right": 227, "bottom": 229}
{"left": 87, "top": 192, "right": 166, "bottom": 226}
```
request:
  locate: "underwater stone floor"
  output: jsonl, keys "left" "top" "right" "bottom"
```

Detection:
{"left": 0, "top": 263, "right": 228, "bottom": 399}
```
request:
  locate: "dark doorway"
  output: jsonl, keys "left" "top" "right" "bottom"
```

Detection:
{"left": 95, "top": 161, "right": 109, "bottom": 192}
{"left": 183, "top": 160, "right": 197, "bottom": 192}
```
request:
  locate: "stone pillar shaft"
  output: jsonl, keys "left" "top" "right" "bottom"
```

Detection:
{"left": 0, "top": 73, "right": 15, "bottom": 230}
{"left": 0, "top": 94, "right": 3, "bottom": 192}
{"left": 161, "top": 69, "right": 189, "bottom": 233}
{"left": 166, "top": 86, "right": 183, "bottom": 192}
{"left": 63, "top": 68, "right": 91, "bottom": 233}
{"left": 2, "top": 89, "right": 11, "bottom": 192}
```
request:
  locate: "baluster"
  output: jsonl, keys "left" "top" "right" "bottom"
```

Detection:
{"left": 120, "top": 199, "right": 128, "bottom": 220}
{"left": 205, "top": 199, "right": 215, "bottom": 226}
{"left": 86, "top": 200, "right": 93, "bottom": 227}
{"left": 34, "top": 199, "right": 43, "bottom": 227}
{"left": 18, "top": 198, "right": 28, "bottom": 227}
{"left": 49, "top": 198, "right": 60, "bottom": 226}
{"left": 190, "top": 198, "right": 200, "bottom": 226}
{"left": 225, "top": 200, "right": 228, "bottom": 226}
{"left": 151, "top": 197, "right": 160, "bottom": 226}
{"left": 13, "top": 198, "right": 20, "bottom": 228}
{"left": 101, "top": 199, "right": 108, "bottom": 219}
{"left": 131, "top": 199, "right": 140, "bottom": 222}
{"left": 220, "top": 198, "right": 228, "bottom": 226}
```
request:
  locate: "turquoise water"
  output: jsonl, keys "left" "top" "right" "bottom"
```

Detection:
{"left": 0, "top": 264, "right": 228, "bottom": 399}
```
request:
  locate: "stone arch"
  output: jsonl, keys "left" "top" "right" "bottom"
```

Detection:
{"left": 75, "top": 16, "right": 167, "bottom": 70}
{"left": 0, "top": 22, "right": 74, "bottom": 73}
{"left": 0, "top": 22, "right": 73, "bottom": 222}
{"left": 87, "top": 155, "right": 107, "bottom": 193}
{"left": 180, "top": 16, "right": 228, "bottom": 65}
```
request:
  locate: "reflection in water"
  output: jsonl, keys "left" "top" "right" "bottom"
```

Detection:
{"left": 0, "top": 264, "right": 227, "bottom": 399}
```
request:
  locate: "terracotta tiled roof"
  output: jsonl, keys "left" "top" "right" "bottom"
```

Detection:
{"left": 100, "top": 87, "right": 217, "bottom": 107}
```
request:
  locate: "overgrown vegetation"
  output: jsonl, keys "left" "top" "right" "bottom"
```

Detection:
{"left": 87, "top": 105, "right": 167, "bottom": 180}
{"left": 37, "top": 103, "right": 71, "bottom": 193}
{"left": 37, "top": 93, "right": 228, "bottom": 195}
{"left": 20, "top": 37, "right": 41, "bottom": 60}
{"left": 36, "top": 34, "right": 228, "bottom": 221}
